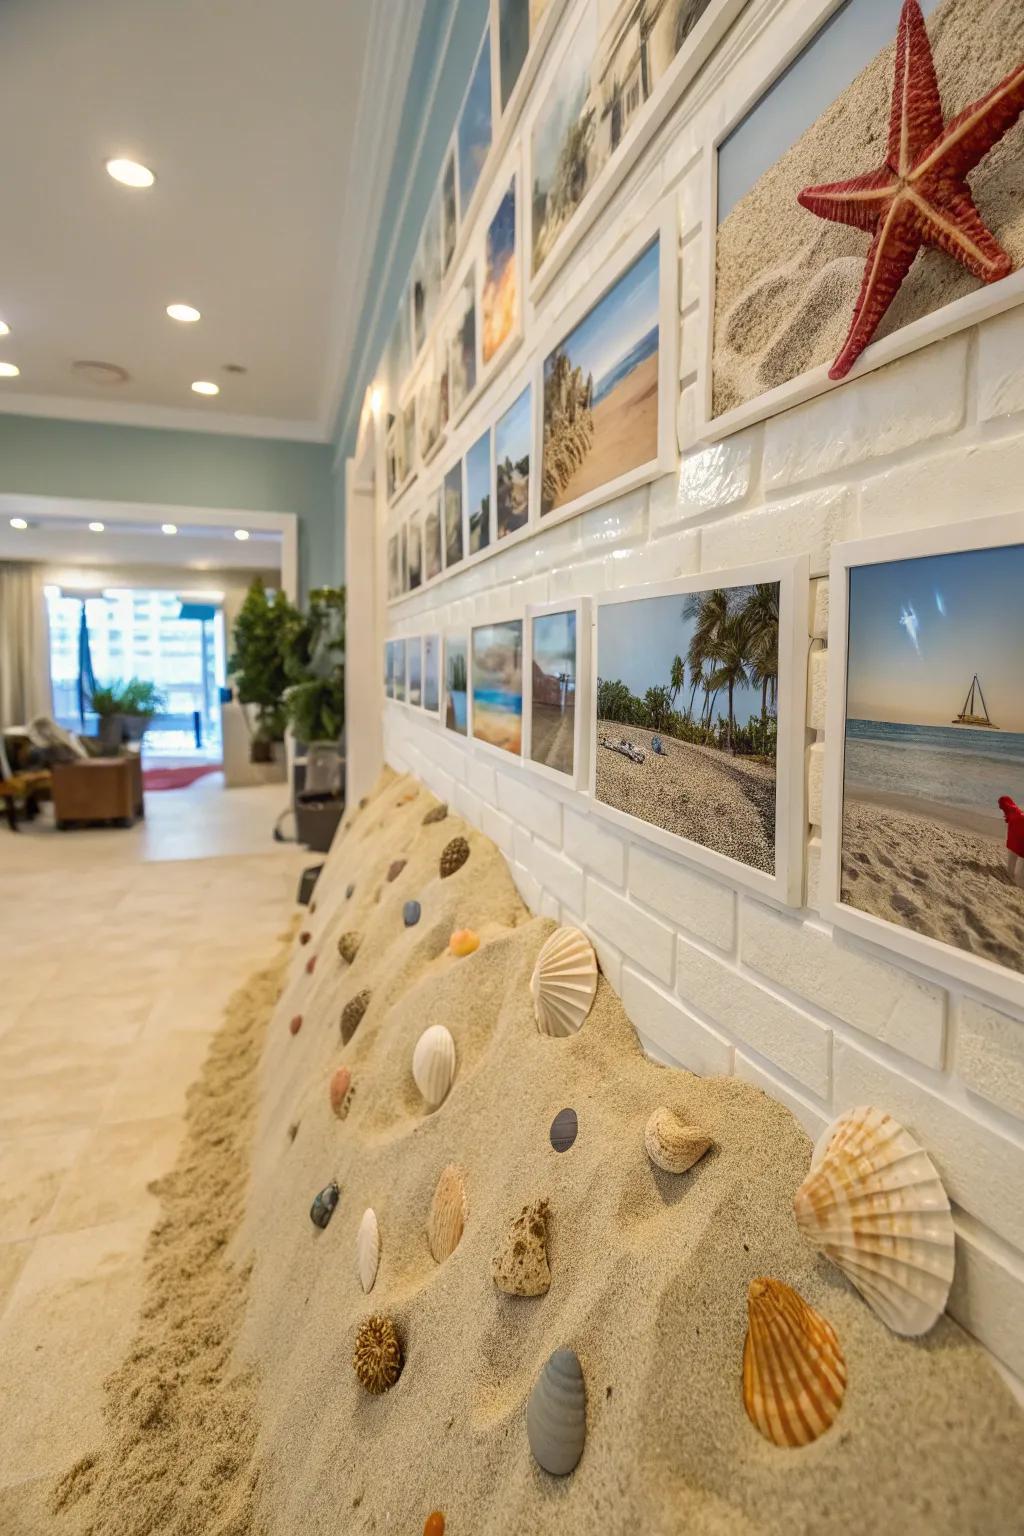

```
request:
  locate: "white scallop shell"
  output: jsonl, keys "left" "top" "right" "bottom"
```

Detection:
{"left": 530, "top": 927, "right": 597, "bottom": 1038}
{"left": 412, "top": 1023, "right": 456, "bottom": 1110}
{"left": 356, "top": 1207, "right": 380, "bottom": 1294}
{"left": 794, "top": 1105, "right": 955, "bottom": 1337}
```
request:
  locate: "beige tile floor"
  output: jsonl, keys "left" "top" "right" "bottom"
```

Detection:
{"left": 0, "top": 776, "right": 308, "bottom": 1509}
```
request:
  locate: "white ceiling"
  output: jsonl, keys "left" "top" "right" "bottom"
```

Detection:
{"left": 0, "top": 515, "right": 282, "bottom": 574}
{"left": 0, "top": 0, "right": 418, "bottom": 440}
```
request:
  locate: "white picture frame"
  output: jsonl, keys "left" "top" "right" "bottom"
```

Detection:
{"left": 491, "top": 0, "right": 570, "bottom": 131}
{"left": 590, "top": 559, "right": 809, "bottom": 906}
{"left": 406, "top": 634, "right": 423, "bottom": 709}
{"left": 471, "top": 612, "right": 526, "bottom": 762}
{"left": 821, "top": 512, "right": 1024, "bottom": 1014}
{"left": 463, "top": 424, "right": 495, "bottom": 564}
{"left": 523, "top": 596, "right": 590, "bottom": 789}
{"left": 442, "top": 629, "right": 472, "bottom": 739}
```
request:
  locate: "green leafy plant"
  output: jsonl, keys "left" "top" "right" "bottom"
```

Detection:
{"left": 89, "top": 678, "right": 165, "bottom": 718}
{"left": 228, "top": 578, "right": 300, "bottom": 744}
{"left": 283, "top": 586, "right": 346, "bottom": 745}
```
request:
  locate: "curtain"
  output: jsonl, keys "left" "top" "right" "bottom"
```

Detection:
{"left": 0, "top": 561, "right": 52, "bottom": 729}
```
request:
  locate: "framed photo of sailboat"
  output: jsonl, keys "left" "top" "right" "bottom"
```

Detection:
{"left": 822, "top": 512, "right": 1024, "bottom": 1012}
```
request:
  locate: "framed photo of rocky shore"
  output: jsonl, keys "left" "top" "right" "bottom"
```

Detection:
{"left": 822, "top": 513, "right": 1024, "bottom": 1010}
{"left": 407, "top": 513, "right": 423, "bottom": 592}
{"left": 697, "top": 0, "right": 1024, "bottom": 447}
{"left": 524, "top": 598, "right": 589, "bottom": 787}
{"left": 384, "top": 640, "right": 395, "bottom": 700}
{"left": 407, "top": 636, "right": 423, "bottom": 708}
{"left": 386, "top": 534, "right": 399, "bottom": 602}
{"left": 538, "top": 203, "right": 677, "bottom": 528}
{"left": 443, "top": 631, "right": 470, "bottom": 737}
{"left": 472, "top": 617, "right": 525, "bottom": 757}
{"left": 415, "top": 343, "right": 447, "bottom": 466}
{"left": 591, "top": 558, "right": 809, "bottom": 903}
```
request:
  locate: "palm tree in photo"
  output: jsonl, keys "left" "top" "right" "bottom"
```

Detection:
{"left": 669, "top": 654, "right": 685, "bottom": 710}
{"left": 706, "top": 611, "right": 751, "bottom": 754}
{"left": 683, "top": 587, "right": 730, "bottom": 730}
{"left": 742, "top": 583, "right": 780, "bottom": 727}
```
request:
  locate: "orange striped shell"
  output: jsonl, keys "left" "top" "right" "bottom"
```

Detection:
{"left": 742, "top": 1277, "right": 846, "bottom": 1448}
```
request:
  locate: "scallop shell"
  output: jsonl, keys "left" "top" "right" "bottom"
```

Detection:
{"left": 530, "top": 927, "right": 598, "bottom": 1037}
{"left": 356, "top": 1207, "right": 380, "bottom": 1293}
{"left": 742, "top": 1277, "right": 846, "bottom": 1447}
{"left": 439, "top": 836, "right": 469, "bottom": 879}
{"left": 412, "top": 1024, "right": 456, "bottom": 1110}
{"left": 329, "top": 1065, "right": 352, "bottom": 1118}
{"left": 644, "top": 1106, "right": 712, "bottom": 1174}
{"left": 341, "top": 988, "right": 371, "bottom": 1044}
{"left": 449, "top": 928, "right": 480, "bottom": 958}
{"left": 337, "top": 930, "right": 361, "bottom": 964}
{"left": 353, "top": 1313, "right": 402, "bottom": 1394}
{"left": 492, "top": 1198, "right": 550, "bottom": 1297}
{"left": 793, "top": 1105, "right": 955, "bottom": 1337}
{"left": 427, "top": 1163, "right": 467, "bottom": 1263}
{"left": 527, "top": 1348, "right": 586, "bottom": 1476}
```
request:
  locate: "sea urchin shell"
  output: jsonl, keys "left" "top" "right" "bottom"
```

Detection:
{"left": 353, "top": 1313, "right": 402, "bottom": 1394}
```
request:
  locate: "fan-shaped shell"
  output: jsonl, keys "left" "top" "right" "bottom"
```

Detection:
{"left": 356, "top": 1207, "right": 380, "bottom": 1293}
{"left": 530, "top": 927, "right": 597, "bottom": 1037}
{"left": 794, "top": 1105, "right": 955, "bottom": 1337}
{"left": 644, "top": 1106, "right": 712, "bottom": 1174}
{"left": 412, "top": 1024, "right": 456, "bottom": 1110}
{"left": 427, "top": 1163, "right": 467, "bottom": 1263}
{"left": 527, "top": 1348, "right": 586, "bottom": 1476}
{"left": 743, "top": 1277, "right": 846, "bottom": 1447}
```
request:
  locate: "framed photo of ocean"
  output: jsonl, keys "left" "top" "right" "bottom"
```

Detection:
{"left": 471, "top": 616, "right": 525, "bottom": 759}
{"left": 822, "top": 513, "right": 1024, "bottom": 1011}
{"left": 523, "top": 598, "right": 590, "bottom": 788}
{"left": 590, "top": 558, "right": 809, "bottom": 905}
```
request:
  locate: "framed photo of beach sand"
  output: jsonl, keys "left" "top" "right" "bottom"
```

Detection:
{"left": 822, "top": 513, "right": 1024, "bottom": 1011}
{"left": 537, "top": 201, "right": 678, "bottom": 531}
{"left": 591, "top": 559, "right": 809, "bottom": 904}
{"left": 472, "top": 616, "right": 525, "bottom": 759}
{"left": 524, "top": 598, "right": 590, "bottom": 788}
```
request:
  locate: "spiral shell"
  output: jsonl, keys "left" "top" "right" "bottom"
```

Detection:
{"left": 644, "top": 1106, "right": 712, "bottom": 1174}
{"left": 353, "top": 1313, "right": 402, "bottom": 1394}
{"left": 341, "top": 988, "right": 371, "bottom": 1045}
{"left": 793, "top": 1105, "right": 955, "bottom": 1337}
{"left": 439, "top": 837, "right": 470, "bottom": 879}
{"left": 412, "top": 1024, "right": 456, "bottom": 1110}
{"left": 530, "top": 927, "right": 597, "bottom": 1037}
{"left": 356, "top": 1207, "right": 380, "bottom": 1293}
{"left": 527, "top": 1349, "right": 586, "bottom": 1476}
{"left": 428, "top": 1163, "right": 467, "bottom": 1263}
{"left": 742, "top": 1277, "right": 846, "bottom": 1447}
{"left": 337, "top": 931, "right": 361, "bottom": 964}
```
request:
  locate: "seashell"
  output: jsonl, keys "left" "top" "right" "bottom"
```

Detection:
{"left": 492, "top": 1198, "right": 551, "bottom": 1297}
{"left": 412, "top": 1024, "right": 456, "bottom": 1110}
{"left": 337, "top": 930, "right": 361, "bottom": 964}
{"left": 341, "top": 988, "right": 371, "bottom": 1044}
{"left": 299, "top": 930, "right": 311, "bottom": 946}
{"left": 449, "top": 928, "right": 479, "bottom": 958}
{"left": 549, "top": 1107, "right": 578, "bottom": 1153}
{"left": 422, "top": 802, "right": 448, "bottom": 825}
{"left": 530, "top": 927, "right": 597, "bottom": 1038}
{"left": 403, "top": 900, "right": 421, "bottom": 927}
{"left": 794, "top": 1105, "right": 955, "bottom": 1337}
{"left": 387, "top": 858, "right": 406, "bottom": 882}
{"left": 644, "top": 1107, "right": 713, "bottom": 1175}
{"left": 439, "top": 836, "right": 469, "bottom": 879}
{"left": 527, "top": 1349, "right": 586, "bottom": 1476}
{"left": 329, "top": 1065, "right": 352, "bottom": 1118}
{"left": 305, "top": 954, "right": 317, "bottom": 975}
{"left": 359, "top": 796, "right": 368, "bottom": 809}
{"left": 289, "top": 1014, "right": 303, "bottom": 1037}
{"left": 427, "top": 1163, "right": 467, "bottom": 1263}
{"left": 356, "top": 1207, "right": 380, "bottom": 1293}
{"left": 310, "top": 1180, "right": 340, "bottom": 1230}
{"left": 353, "top": 1313, "right": 402, "bottom": 1393}
{"left": 423, "top": 1514, "right": 445, "bottom": 1536}
{"left": 309, "top": 899, "right": 317, "bottom": 914}
{"left": 743, "top": 1277, "right": 846, "bottom": 1448}
{"left": 346, "top": 882, "right": 355, "bottom": 899}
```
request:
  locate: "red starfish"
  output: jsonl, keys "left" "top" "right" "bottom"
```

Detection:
{"left": 798, "top": 0, "right": 1024, "bottom": 380}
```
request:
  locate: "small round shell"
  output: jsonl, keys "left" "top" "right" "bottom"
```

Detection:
{"left": 530, "top": 927, "right": 597, "bottom": 1037}
{"left": 427, "top": 1163, "right": 467, "bottom": 1263}
{"left": 644, "top": 1106, "right": 712, "bottom": 1174}
{"left": 412, "top": 1024, "right": 456, "bottom": 1111}
{"left": 356, "top": 1207, "right": 380, "bottom": 1293}
{"left": 527, "top": 1348, "right": 586, "bottom": 1476}
{"left": 742, "top": 1277, "right": 846, "bottom": 1447}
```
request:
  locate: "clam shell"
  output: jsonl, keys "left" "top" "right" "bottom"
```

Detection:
{"left": 422, "top": 802, "right": 448, "bottom": 825}
{"left": 329, "top": 1065, "right": 352, "bottom": 1118}
{"left": 387, "top": 859, "right": 406, "bottom": 882}
{"left": 412, "top": 1024, "right": 456, "bottom": 1110}
{"left": 427, "top": 1163, "right": 467, "bottom": 1263}
{"left": 356, "top": 1207, "right": 380, "bottom": 1293}
{"left": 549, "top": 1107, "right": 578, "bottom": 1153}
{"left": 794, "top": 1105, "right": 955, "bottom": 1336}
{"left": 530, "top": 927, "right": 597, "bottom": 1037}
{"left": 527, "top": 1348, "right": 586, "bottom": 1476}
{"left": 449, "top": 928, "right": 479, "bottom": 958}
{"left": 644, "top": 1106, "right": 712, "bottom": 1174}
{"left": 289, "top": 1014, "right": 303, "bottom": 1037}
{"left": 492, "top": 1199, "right": 550, "bottom": 1296}
{"left": 743, "top": 1277, "right": 846, "bottom": 1447}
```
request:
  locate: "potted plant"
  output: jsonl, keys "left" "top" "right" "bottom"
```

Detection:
{"left": 283, "top": 586, "right": 346, "bottom": 849}
{"left": 89, "top": 678, "right": 165, "bottom": 752}
{"left": 228, "top": 578, "right": 298, "bottom": 762}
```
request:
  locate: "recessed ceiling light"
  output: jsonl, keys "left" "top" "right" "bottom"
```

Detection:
{"left": 167, "top": 303, "right": 201, "bottom": 324}
{"left": 106, "top": 158, "right": 155, "bottom": 188}
{"left": 0, "top": 362, "right": 20, "bottom": 378}
{"left": 0, "top": 321, "right": 9, "bottom": 337}
{"left": 234, "top": 529, "right": 250, "bottom": 541}
{"left": 72, "top": 359, "right": 130, "bottom": 386}
{"left": 191, "top": 380, "right": 219, "bottom": 397}
{"left": 88, "top": 521, "right": 105, "bottom": 533}
{"left": 9, "top": 517, "right": 28, "bottom": 530}
{"left": 162, "top": 523, "right": 178, "bottom": 535}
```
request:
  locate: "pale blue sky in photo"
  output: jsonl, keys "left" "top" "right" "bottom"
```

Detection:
{"left": 496, "top": 384, "right": 531, "bottom": 464}
{"left": 598, "top": 590, "right": 764, "bottom": 719}
{"left": 548, "top": 239, "right": 658, "bottom": 394}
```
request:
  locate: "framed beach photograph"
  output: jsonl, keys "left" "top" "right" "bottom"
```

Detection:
{"left": 399, "top": 522, "right": 409, "bottom": 595}
{"left": 494, "top": 0, "right": 567, "bottom": 122}
{"left": 472, "top": 618, "right": 524, "bottom": 758}
{"left": 480, "top": 169, "right": 522, "bottom": 378}
{"left": 412, "top": 191, "right": 443, "bottom": 358}
{"left": 415, "top": 342, "right": 448, "bottom": 465}
{"left": 698, "top": 0, "right": 1024, "bottom": 445}
{"left": 466, "top": 428, "right": 492, "bottom": 557}
{"left": 524, "top": 598, "right": 589, "bottom": 787}
{"left": 407, "top": 513, "right": 423, "bottom": 592}
{"left": 423, "top": 633, "right": 442, "bottom": 717}
{"left": 592, "top": 559, "right": 809, "bottom": 903}
{"left": 384, "top": 640, "right": 395, "bottom": 700}
{"left": 444, "top": 459, "right": 465, "bottom": 569}
{"left": 458, "top": 26, "right": 494, "bottom": 225}
{"left": 446, "top": 264, "right": 478, "bottom": 422}
{"left": 424, "top": 491, "right": 443, "bottom": 584}
{"left": 442, "top": 147, "right": 458, "bottom": 276}
{"left": 393, "top": 638, "right": 408, "bottom": 704}
{"left": 539, "top": 204, "right": 677, "bottom": 527}
{"left": 495, "top": 379, "right": 532, "bottom": 542}
{"left": 822, "top": 513, "right": 1024, "bottom": 1011}
{"left": 444, "top": 632, "right": 470, "bottom": 737}
{"left": 407, "top": 636, "right": 423, "bottom": 708}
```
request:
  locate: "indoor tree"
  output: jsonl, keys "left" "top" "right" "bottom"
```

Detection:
{"left": 228, "top": 578, "right": 299, "bottom": 760}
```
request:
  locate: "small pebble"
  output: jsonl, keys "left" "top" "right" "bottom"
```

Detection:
{"left": 306, "top": 954, "right": 317, "bottom": 975}
{"left": 346, "top": 883, "right": 355, "bottom": 899}
{"left": 550, "top": 1107, "right": 578, "bottom": 1153}
{"left": 387, "top": 858, "right": 407, "bottom": 882}
{"left": 289, "top": 1015, "right": 303, "bottom": 1037}
{"left": 299, "top": 931, "right": 311, "bottom": 946}
{"left": 403, "top": 900, "right": 422, "bottom": 927}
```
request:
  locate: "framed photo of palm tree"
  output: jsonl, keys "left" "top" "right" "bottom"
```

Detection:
{"left": 591, "top": 558, "right": 809, "bottom": 903}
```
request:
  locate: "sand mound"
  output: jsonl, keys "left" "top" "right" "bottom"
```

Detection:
{"left": 53, "top": 771, "right": 1024, "bottom": 1533}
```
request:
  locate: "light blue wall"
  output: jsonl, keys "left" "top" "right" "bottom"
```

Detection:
{"left": 0, "top": 414, "right": 335, "bottom": 595}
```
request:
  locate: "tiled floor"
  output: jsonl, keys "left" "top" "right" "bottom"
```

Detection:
{"left": 0, "top": 776, "right": 307, "bottom": 1508}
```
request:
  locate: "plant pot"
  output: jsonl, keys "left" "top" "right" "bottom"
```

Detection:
{"left": 97, "top": 715, "right": 124, "bottom": 754}
{"left": 250, "top": 738, "right": 275, "bottom": 764}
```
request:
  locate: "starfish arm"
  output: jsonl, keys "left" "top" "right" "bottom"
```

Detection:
{"left": 911, "top": 183, "right": 1013, "bottom": 282}
{"left": 797, "top": 167, "right": 895, "bottom": 234}
{"left": 828, "top": 210, "right": 920, "bottom": 380}
{"left": 915, "top": 60, "right": 1024, "bottom": 182}
{"left": 887, "top": 0, "right": 945, "bottom": 175}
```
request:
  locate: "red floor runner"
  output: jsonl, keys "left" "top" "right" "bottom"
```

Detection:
{"left": 143, "top": 764, "right": 221, "bottom": 792}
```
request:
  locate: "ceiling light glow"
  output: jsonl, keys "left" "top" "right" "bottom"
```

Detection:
{"left": 106, "top": 158, "right": 155, "bottom": 188}
{"left": 88, "top": 521, "right": 105, "bottom": 533}
{"left": 191, "top": 380, "right": 219, "bottom": 396}
{"left": 0, "top": 362, "right": 20, "bottom": 378}
{"left": 370, "top": 386, "right": 382, "bottom": 415}
{"left": 233, "top": 529, "right": 250, "bottom": 541}
{"left": 9, "top": 517, "right": 28, "bottom": 530}
{"left": 167, "top": 304, "right": 200, "bottom": 323}
{"left": 0, "top": 321, "right": 9, "bottom": 337}
{"left": 162, "top": 523, "right": 178, "bottom": 535}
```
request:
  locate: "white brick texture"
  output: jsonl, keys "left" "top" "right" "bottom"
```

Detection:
{"left": 629, "top": 844, "right": 735, "bottom": 951}
{"left": 563, "top": 808, "right": 626, "bottom": 886}
{"left": 977, "top": 306, "right": 1024, "bottom": 423}
{"left": 495, "top": 772, "right": 562, "bottom": 845}
{"left": 957, "top": 998, "right": 1024, "bottom": 1119}
{"left": 586, "top": 879, "right": 675, "bottom": 986}
{"left": 622, "top": 966, "right": 733, "bottom": 1075}
{"left": 701, "top": 487, "right": 857, "bottom": 578}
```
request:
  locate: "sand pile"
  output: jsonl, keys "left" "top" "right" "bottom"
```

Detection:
{"left": 53, "top": 770, "right": 1024, "bottom": 1534}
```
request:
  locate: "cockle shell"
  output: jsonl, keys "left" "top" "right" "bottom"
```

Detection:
{"left": 356, "top": 1207, "right": 380, "bottom": 1293}
{"left": 428, "top": 1163, "right": 467, "bottom": 1263}
{"left": 412, "top": 1024, "right": 456, "bottom": 1110}
{"left": 329, "top": 1065, "right": 352, "bottom": 1118}
{"left": 439, "top": 836, "right": 469, "bottom": 878}
{"left": 530, "top": 927, "right": 597, "bottom": 1037}
{"left": 527, "top": 1349, "right": 586, "bottom": 1476}
{"left": 794, "top": 1105, "right": 955, "bottom": 1337}
{"left": 449, "top": 928, "right": 479, "bottom": 958}
{"left": 644, "top": 1106, "right": 713, "bottom": 1174}
{"left": 492, "top": 1199, "right": 551, "bottom": 1296}
{"left": 742, "top": 1277, "right": 846, "bottom": 1447}
{"left": 353, "top": 1313, "right": 402, "bottom": 1393}
{"left": 310, "top": 1181, "right": 340, "bottom": 1230}
{"left": 337, "top": 930, "right": 361, "bottom": 964}
{"left": 341, "top": 988, "right": 371, "bottom": 1044}
{"left": 422, "top": 802, "right": 448, "bottom": 825}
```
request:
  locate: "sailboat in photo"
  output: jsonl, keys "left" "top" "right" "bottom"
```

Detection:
{"left": 952, "top": 674, "right": 999, "bottom": 730}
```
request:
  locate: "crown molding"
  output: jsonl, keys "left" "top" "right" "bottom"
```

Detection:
{"left": 0, "top": 391, "right": 329, "bottom": 443}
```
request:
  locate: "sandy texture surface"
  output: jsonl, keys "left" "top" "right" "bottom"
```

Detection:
{"left": 842, "top": 793, "right": 1024, "bottom": 971}
{"left": 531, "top": 700, "right": 575, "bottom": 774}
{"left": 50, "top": 771, "right": 1024, "bottom": 1534}
{"left": 595, "top": 720, "right": 776, "bottom": 873}
{"left": 546, "top": 351, "right": 658, "bottom": 512}
{"left": 713, "top": 0, "right": 1024, "bottom": 417}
